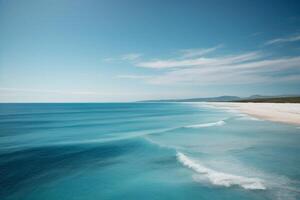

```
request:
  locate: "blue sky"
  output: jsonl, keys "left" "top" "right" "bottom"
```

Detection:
{"left": 1, "top": 0, "right": 300, "bottom": 102}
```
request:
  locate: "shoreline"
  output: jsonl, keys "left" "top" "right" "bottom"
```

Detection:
{"left": 206, "top": 102, "right": 300, "bottom": 125}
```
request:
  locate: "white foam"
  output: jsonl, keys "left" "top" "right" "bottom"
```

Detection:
{"left": 176, "top": 152, "right": 266, "bottom": 190}
{"left": 185, "top": 120, "right": 225, "bottom": 128}
{"left": 236, "top": 114, "right": 262, "bottom": 121}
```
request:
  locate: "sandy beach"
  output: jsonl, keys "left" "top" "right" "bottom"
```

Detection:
{"left": 208, "top": 102, "right": 300, "bottom": 125}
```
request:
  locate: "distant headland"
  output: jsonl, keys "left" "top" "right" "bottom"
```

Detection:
{"left": 140, "top": 95, "right": 300, "bottom": 103}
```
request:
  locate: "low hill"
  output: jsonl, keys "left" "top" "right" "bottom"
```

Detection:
{"left": 140, "top": 95, "right": 300, "bottom": 103}
{"left": 141, "top": 96, "right": 241, "bottom": 102}
{"left": 235, "top": 96, "right": 300, "bottom": 103}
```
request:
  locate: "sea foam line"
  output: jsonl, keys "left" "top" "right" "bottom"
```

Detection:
{"left": 176, "top": 152, "right": 266, "bottom": 190}
{"left": 185, "top": 120, "right": 225, "bottom": 128}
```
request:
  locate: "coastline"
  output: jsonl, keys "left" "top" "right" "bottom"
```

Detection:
{"left": 207, "top": 102, "right": 300, "bottom": 125}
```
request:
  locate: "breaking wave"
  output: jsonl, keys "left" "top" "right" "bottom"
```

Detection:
{"left": 176, "top": 152, "right": 266, "bottom": 190}
{"left": 185, "top": 120, "right": 225, "bottom": 128}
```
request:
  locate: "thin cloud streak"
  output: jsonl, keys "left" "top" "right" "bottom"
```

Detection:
{"left": 265, "top": 34, "right": 300, "bottom": 45}
{"left": 119, "top": 42, "right": 300, "bottom": 85}
{"left": 103, "top": 53, "right": 142, "bottom": 63}
{"left": 118, "top": 35, "right": 300, "bottom": 86}
{"left": 145, "top": 56, "right": 300, "bottom": 85}
{"left": 121, "top": 53, "right": 142, "bottom": 61}
{"left": 137, "top": 51, "right": 262, "bottom": 69}
{"left": 179, "top": 45, "right": 223, "bottom": 58}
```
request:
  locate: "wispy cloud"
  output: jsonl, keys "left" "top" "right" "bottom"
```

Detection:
{"left": 145, "top": 56, "right": 300, "bottom": 85}
{"left": 103, "top": 53, "right": 142, "bottom": 63}
{"left": 118, "top": 43, "right": 300, "bottom": 86}
{"left": 265, "top": 34, "right": 300, "bottom": 45}
{"left": 136, "top": 51, "right": 262, "bottom": 69}
{"left": 179, "top": 45, "right": 222, "bottom": 58}
{"left": 120, "top": 53, "right": 142, "bottom": 61}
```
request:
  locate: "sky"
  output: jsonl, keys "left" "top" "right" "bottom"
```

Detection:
{"left": 0, "top": 0, "right": 300, "bottom": 102}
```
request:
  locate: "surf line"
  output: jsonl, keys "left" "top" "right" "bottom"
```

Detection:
{"left": 176, "top": 152, "right": 266, "bottom": 190}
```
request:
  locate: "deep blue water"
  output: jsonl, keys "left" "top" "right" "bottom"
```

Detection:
{"left": 0, "top": 103, "right": 300, "bottom": 200}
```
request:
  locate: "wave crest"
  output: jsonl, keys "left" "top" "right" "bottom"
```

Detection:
{"left": 185, "top": 120, "right": 225, "bottom": 128}
{"left": 176, "top": 152, "right": 266, "bottom": 190}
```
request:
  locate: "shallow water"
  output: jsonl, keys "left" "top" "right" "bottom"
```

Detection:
{"left": 0, "top": 103, "right": 299, "bottom": 200}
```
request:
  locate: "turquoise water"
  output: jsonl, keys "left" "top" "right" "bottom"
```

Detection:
{"left": 0, "top": 103, "right": 300, "bottom": 200}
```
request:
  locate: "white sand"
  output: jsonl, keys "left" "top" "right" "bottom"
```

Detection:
{"left": 207, "top": 102, "right": 300, "bottom": 125}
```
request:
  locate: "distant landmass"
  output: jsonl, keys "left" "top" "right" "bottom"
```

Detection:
{"left": 236, "top": 96, "right": 300, "bottom": 103}
{"left": 140, "top": 95, "right": 300, "bottom": 103}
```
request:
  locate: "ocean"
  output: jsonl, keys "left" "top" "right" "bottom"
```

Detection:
{"left": 0, "top": 103, "right": 299, "bottom": 200}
